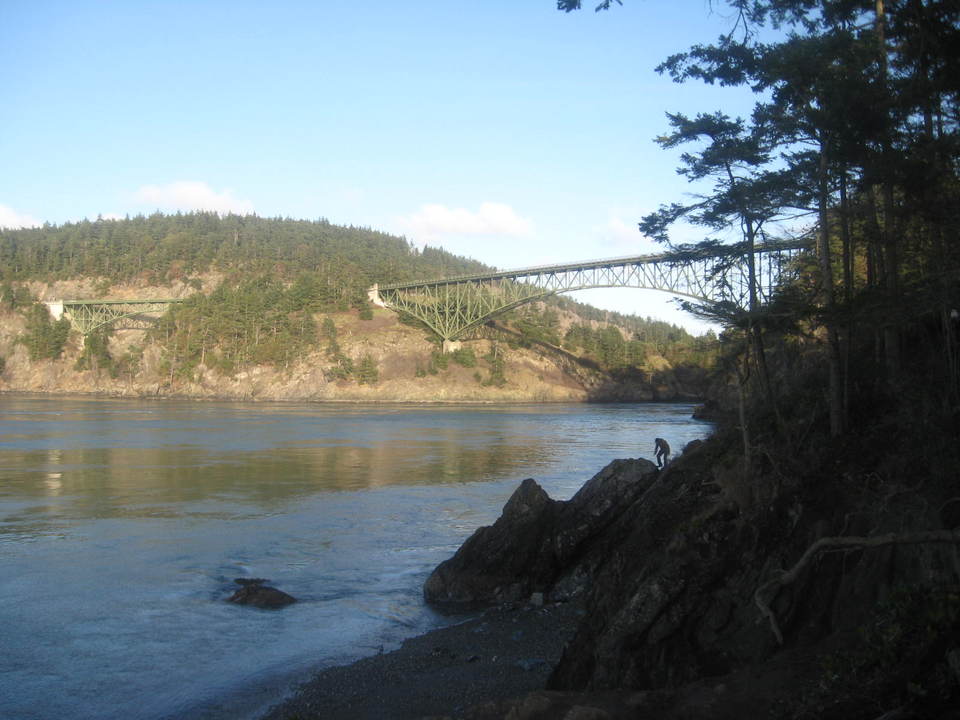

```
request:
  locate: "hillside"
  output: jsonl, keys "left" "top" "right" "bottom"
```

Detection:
{"left": 0, "top": 214, "right": 714, "bottom": 402}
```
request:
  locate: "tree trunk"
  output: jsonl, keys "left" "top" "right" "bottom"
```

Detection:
{"left": 840, "top": 172, "right": 853, "bottom": 418}
{"left": 818, "top": 145, "right": 844, "bottom": 436}
{"left": 876, "top": 0, "right": 901, "bottom": 380}
{"left": 736, "top": 350, "right": 752, "bottom": 476}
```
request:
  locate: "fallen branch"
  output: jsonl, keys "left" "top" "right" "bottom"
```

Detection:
{"left": 755, "top": 529, "right": 960, "bottom": 645}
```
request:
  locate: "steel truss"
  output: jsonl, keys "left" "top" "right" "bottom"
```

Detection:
{"left": 370, "top": 240, "right": 809, "bottom": 342}
{"left": 58, "top": 299, "right": 184, "bottom": 335}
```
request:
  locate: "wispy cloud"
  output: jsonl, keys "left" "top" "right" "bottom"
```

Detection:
{"left": 591, "top": 212, "right": 661, "bottom": 256}
{"left": 135, "top": 181, "right": 254, "bottom": 214}
{"left": 399, "top": 202, "right": 533, "bottom": 240}
{"left": 0, "top": 204, "right": 43, "bottom": 229}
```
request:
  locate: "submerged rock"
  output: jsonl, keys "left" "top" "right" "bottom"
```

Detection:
{"left": 227, "top": 578, "right": 296, "bottom": 609}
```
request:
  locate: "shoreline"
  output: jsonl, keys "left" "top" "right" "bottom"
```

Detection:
{"left": 0, "top": 388, "right": 706, "bottom": 406}
{"left": 256, "top": 600, "right": 585, "bottom": 720}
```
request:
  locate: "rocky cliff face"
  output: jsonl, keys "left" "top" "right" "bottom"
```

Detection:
{"left": 426, "top": 430, "right": 960, "bottom": 718}
{"left": 424, "top": 459, "right": 660, "bottom": 607}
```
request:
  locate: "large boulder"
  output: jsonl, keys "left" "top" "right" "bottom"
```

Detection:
{"left": 423, "top": 459, "right": 659, "bottom": 608}
{"left": 423, "top": 477, "right": 560, "bottom": 606}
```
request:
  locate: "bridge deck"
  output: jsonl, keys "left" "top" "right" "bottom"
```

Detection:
{"left": 378, "top": 239, "right": 810, "bottom": 291}
{"left": 372, "top": 239, "right": 811, "bottom": 343}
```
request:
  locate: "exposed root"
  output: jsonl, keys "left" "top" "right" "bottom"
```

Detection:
{"left": 754, "top": 529, "right": 960, "bottom": 645}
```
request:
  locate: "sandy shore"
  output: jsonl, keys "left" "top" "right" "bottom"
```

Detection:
{"left": 258, "top": 600, "right": 585, "bottom": 720}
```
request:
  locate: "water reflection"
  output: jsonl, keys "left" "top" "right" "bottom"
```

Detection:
{"left": 1, "top": 397, "right": 652, "bottom": 536}
{"left": 0, "top": 396, "right": 712, "bottom": 720}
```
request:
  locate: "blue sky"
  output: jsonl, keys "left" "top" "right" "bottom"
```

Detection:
{"left": 1, "top": 1, "right": 760, "bottom": 333}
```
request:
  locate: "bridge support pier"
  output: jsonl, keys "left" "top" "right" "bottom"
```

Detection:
{"left": 367, "top": 284, "right": 387, "bottom": 308}
{"left": 44, "top": 301, "right": 64, "bottom": 321}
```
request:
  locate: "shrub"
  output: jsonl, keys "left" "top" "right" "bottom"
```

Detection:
{"left": 75, "top": 328, "right": 114, "bottom": 374}
{"left": 451, "top": 347, "right": 477, "bottom": 367}
{"left": 357, "top": 354, "right": 379, "bottom": 384}
{"left": 19, "top": 304, "right": 71, "bottom": 360}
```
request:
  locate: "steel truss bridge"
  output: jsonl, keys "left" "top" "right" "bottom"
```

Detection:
{"left": 44, "top": 298, "right": 184, "bottom": 335}
{"left": 369, "top": 240, "right": 809, "bottom": 347}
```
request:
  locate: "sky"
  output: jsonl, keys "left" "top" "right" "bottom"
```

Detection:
{"left": 1, "top": 0, "right": 763, "bottom": 334}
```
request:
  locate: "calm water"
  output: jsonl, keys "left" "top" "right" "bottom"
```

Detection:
{"left": 0, "top": 397, "right": 711, "bottom": 720}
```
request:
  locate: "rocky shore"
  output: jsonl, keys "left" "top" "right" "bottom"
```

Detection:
{"left": 260, "top": 428, "right": 960, "bottom": 720}
{"left": 259, "top": 600, "right": 586, "bottom": 720}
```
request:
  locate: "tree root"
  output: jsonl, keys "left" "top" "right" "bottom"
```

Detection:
{"left": 754, "top": 529, "right": 960, "bottom": 645}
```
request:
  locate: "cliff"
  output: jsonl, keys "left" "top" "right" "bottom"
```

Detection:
{"left": 424, "top": 418, "right": 960, "bottom": 718}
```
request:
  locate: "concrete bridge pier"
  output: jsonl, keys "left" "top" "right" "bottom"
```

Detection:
{"left": 43, "top": 301, "right": 64, "bottom": 321}
{"left": 367, "top": 284, "right": 387, "bottom": 308}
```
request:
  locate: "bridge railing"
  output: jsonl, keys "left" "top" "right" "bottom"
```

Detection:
{"left": 377, "top": 238, "right": 810, "bottom": 291}
{"left": 371, "top": 239, "right": 812, "bottom": 344}
{"left": 46, "top": 298, "right": 185, "bottom": 335}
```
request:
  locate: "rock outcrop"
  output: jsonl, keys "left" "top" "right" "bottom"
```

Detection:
{"left": 424, "top": 458, "right": 659, "bottom": 607}
{"left": 425, "top": 433, "right": 960, "bottom": 717}
{"left": 227, "top": 578, "right": 297, "bottom": 609}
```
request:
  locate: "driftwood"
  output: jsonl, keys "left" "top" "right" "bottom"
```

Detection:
{"left": 754, "top": 529, "right": 960, "bottom": 645}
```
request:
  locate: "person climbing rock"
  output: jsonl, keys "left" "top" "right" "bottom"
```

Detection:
{"left": 654, "top": 437, "right": 670, "bottom": 468}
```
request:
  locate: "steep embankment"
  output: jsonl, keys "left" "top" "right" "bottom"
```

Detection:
{"left": 423, "top": 423, "right": 960, "bottom": 718}
{"left": 0, "top": 278, "right": 706, "bottom": 403}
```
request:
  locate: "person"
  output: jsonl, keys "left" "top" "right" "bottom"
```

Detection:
{"left": 654, "top": 437, "right": 670, "bottom": 468}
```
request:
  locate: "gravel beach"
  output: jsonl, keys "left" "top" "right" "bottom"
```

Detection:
{"left": 259, "top": 600, "right": 585, "bottom": 720}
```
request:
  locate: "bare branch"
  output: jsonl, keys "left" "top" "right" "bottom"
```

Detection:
{"left": 755, "top": 529, "right": 960, "bottom": 645}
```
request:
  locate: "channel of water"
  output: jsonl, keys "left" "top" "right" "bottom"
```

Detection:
{"left": 0, "top": 397, "right": 711, "bottom": 719}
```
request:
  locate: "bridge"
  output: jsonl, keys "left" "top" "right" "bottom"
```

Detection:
{"left": 369, "top": 239, "right": 809, "bottom": 349}
{"left": 44, "top": 298, "right": 184, "bottom": 335}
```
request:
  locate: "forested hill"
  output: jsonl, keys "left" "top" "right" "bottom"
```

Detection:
{"left": 0, "top": 212, "right": 714, "bottom": 402}
{"left": 0, "top": 212, "right": 491, "bottom": 307}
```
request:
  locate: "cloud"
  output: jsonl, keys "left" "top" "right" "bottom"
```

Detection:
{"left": 399, "top": 202, "right": 533, "bottom": 239}
{"left": 0, "top": 204, "right": 43, "bottom": 229}
{"left": 590, "top": 213, "right": 657, "bottom": 256}
{"left": 135, "top": 181, "right": 254, "bottom": 214}
{"left": 601, "top": 216, "right": 642, "bottom": 246}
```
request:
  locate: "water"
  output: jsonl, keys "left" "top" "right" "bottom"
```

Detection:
{"left": 0, "top": 397, "right": 711, "bottom": 720}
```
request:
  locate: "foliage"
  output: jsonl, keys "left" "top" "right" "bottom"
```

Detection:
{"left": 0, "top": 212, "right": 502, "bottom": 378}
{"left": 564, "top": 324, "right": 643, "bottom": 369}
{"left": 480, "top": 344, "right": 508, "bottom": 387}
{"left": 562, "top": 320, "right": 718, "bottom": 372}
{"left": 508, "top": 307, "right": 562, "bottom": 347}
{"left": 1, "top": 282, "right": 33, "bottom": 310}
{"left": 430, "top": 350, "right": 449, "bottom": 372}
{"left": 450, "top": 347, "right": 477, "bottom": 368}
{"left": 18, "top": 303, "right": 71, "bottom": 361}
{"left": 356, "top": 354, "right": 379, "bottom": 385}
{"left": 151, "top": 277, "right": 319, "bottom": 378}
{"left": 75, "top": 328, "right": 114, "bottom": 375}
{"left": 807, "top": 586, "right": 960, "bottom": 718}
{"left": 579, "top": 0, "right": 960, "bottom": 440}
{"left": 0, "top": 213, "right": 489, "bottom": 291}
{"left": 113, "top": 344, "right": 144, "bottom": 382}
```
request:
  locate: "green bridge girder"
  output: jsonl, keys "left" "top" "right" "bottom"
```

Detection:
{"left": 45, "top": 298, "right": 184, "bottom": 335}
{"left": 369, "top": 239, "right": 810, "bottom": 343}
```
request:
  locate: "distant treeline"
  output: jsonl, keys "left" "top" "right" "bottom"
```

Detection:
{"left": 0, "top": 212, "right": 489, "bottom": 306}
{"left": 504, "top": 304, "right": 716, "bottom": 373}
{"left": 1, "top": 212, "right": 717, "bottom": 380}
